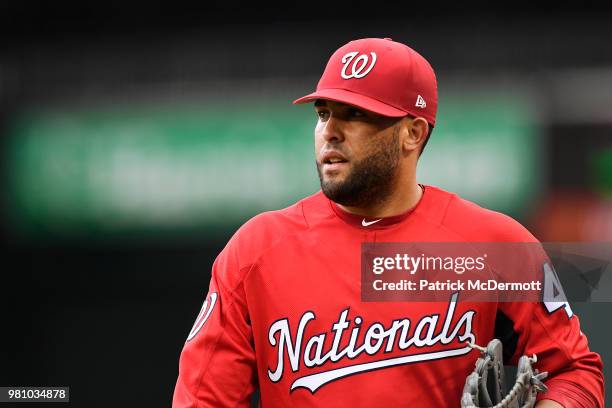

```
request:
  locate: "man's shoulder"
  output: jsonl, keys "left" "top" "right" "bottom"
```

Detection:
{"left": 238, "top": 190, "right": 326, "bottom": 235}
{"left": 221, "top": 191, "right": 327, "bottom": 266}
{"left": 425, "top": 185, "right": 538, "bottom": 243}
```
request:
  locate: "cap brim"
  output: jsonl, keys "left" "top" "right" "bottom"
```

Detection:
{"left": 293, "top": 88, "right": 407, "bottom": 118}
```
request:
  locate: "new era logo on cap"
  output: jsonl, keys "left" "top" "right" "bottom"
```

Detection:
{"left": 415, "top": 95, "right": 426, "bottom": 108}
{"left": 293, "top": 37, "right": 438, "bottom": 126}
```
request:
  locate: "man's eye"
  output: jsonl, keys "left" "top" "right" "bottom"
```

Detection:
{"left": 349, "top": 108, "right": 365, "bottom": 118}
{"left": 317, "top": 110, "right": 329, "bottom": 120}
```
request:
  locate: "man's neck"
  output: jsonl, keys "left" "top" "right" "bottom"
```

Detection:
{"left": 336, "top": 183, "right": 424, "bottom": 219}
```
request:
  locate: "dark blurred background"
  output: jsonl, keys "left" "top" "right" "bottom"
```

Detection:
{"left": 1, "top": 1, "right": 611, "bottom": 406}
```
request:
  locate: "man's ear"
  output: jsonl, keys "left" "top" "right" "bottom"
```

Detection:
{"left": 400, "top": 117, "right": 429, "bottom": 154}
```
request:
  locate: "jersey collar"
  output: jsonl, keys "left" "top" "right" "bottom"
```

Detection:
{"left": 328, "top": 185, "right": 426, "bottom": 229}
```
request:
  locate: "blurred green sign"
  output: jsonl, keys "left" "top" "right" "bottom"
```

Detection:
{"left": 592, "top": 147, "right": 612, "bottom": 194}
{"left": 5, "top": 93, "right": 539, "bottom": 239}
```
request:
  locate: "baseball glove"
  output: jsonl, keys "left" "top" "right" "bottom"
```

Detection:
{"left": 461, "top": 339, "right": 549, "bottom": 408}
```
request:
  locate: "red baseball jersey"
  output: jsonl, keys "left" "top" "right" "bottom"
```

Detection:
{"left": 173, "top": 185, "right": 604, "bottom": 407}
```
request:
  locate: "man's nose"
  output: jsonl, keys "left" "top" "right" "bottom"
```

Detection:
{"left": 321, "top": 116, "right": 345, "bottom": 143}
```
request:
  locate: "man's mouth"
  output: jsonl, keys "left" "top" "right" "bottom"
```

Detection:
{"left": 321, "top": 152, "right": 349, "bottom": 172}
{"left": 322, "top": 159, "right": 348, "bottom": 172}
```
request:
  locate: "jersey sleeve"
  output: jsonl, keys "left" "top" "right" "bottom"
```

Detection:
{"left": 496, "top": 248, "right": 604, "bottom": 407}
{"left": 172, "top": 243, "right": 257, "bottom": 407}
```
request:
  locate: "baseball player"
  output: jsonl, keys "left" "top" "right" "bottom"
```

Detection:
{"left": 172, "top": 38, "right": 604, "bottom": 407}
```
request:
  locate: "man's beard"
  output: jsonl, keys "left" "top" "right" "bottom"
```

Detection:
{"left": 317, "top": 127, "right": 400, "bottom": 207}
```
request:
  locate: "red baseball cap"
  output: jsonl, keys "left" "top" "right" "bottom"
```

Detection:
{"left": 293, "top": 37, "right": 438, "bottom": 126}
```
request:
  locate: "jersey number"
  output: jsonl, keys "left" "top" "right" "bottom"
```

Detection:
{"left": 542, "top": 262, "right": 573, "bottom": 318}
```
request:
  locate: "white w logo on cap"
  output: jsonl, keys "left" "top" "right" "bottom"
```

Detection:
{"left": 341, "top": 51, "right": 377, "bottom": 79}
